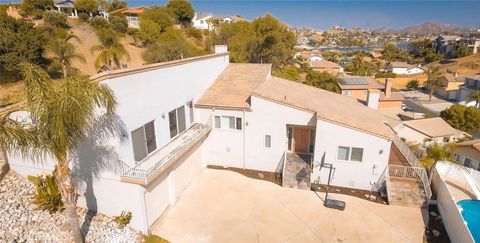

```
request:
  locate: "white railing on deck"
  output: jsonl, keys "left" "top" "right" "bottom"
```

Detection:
{"left": 121, "top": 122, "right": 211, "bottom": 182}
{"left": 373, "top": 166, "right": 392, "bottom": 202}
{"left": 389, "top": 165, "right": 432, "bottom": 199}
{"left": 392, "top": 136, "right": 421, "bottom": 168}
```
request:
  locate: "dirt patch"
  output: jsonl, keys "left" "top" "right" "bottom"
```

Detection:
{"left": 424, "top": 204, "right": 451, "bottom": 243}
{"left": 207, "top": 165, "right": 281, "bottom": 185}
{"left": 312, "top": 183, "right": 388, "bottom": 205}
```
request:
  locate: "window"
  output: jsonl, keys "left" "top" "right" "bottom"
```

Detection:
{"left": 351, "top": 147, "right": 364, "bottom": 162}
{"left": 343, "top": 90, "right": 352, "bottom": 97}
{"left": 214, "top": 116, "right": 242, "bottom": 130}
{"left": 169, "top": 106, "right": 187, "bottom": 138}
{"left": 337, "top": 146, "right": 364, "bottom": 162}
{"left": 265, "top": 135, "right": 271, "bottom": 148}
{"left": 464, "top": 157, "right": 472, "bottom": 168}
{"left": 132, "top": 121, "right": 157, "bottom": 161}
{"left": 337, "top": 146, "right": 350, "bottom": 160}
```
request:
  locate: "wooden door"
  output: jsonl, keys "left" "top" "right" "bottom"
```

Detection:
{"left": 293, "top": 127, "right": 310, "bottom": 154}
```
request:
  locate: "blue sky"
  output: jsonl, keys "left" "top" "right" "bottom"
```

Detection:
{"left": 2, "top": 0, "right": 479, "bottom": 30}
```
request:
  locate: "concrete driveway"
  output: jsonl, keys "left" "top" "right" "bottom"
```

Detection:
{"left": 151, "top": 169, "right": 427, "bottom": 243}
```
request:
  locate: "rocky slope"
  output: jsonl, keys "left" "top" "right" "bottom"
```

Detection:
{"left": 0, "top": 172, "right": 142, "bottom": 242}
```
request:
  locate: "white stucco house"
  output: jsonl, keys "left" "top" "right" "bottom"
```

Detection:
{"left": 192, "top": 13, "right": 213, "bottom": 30}
{"left": 4, "top": 46, "right": 431, "bottom": 233}
{"left": 387, "top": 62, "right": 425, "bottom": 76}
{"left": 394, "top": 117, "right": 463, "bottom": 144}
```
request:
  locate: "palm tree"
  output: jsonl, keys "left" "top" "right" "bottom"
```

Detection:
{"left": 467, "top": 90, "right": 480, "bottom": 108}
{"left": 91, "top": 29, "right": 130, "bottom": 70}
{"left": 0, "top": 63, "right": 117, "bottom": 243}
{"left": 46, "top": 33, "right": 86, "bottom": 78}
{"left": 426, "top": 65, "right": 442, "bottom": 101}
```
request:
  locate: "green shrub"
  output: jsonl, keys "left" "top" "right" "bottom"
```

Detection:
{"left": 27, "top": 174, "right": 64, "bottom": 213}
{"left": 143, "top": 234, "right": 169, "bottom": 243}
{"left": 184, "top": 26, "right": 202, "bottom": 40}
{"left": 43, "top": 10, "right": 68, "bottom": 28}
{"left": 406, "top": 79, "right": 420, "bottom": 90}
{"left": 78, "top": 12, "right": 89, "bottom": 23}
{"left": 89, "top": 16, "right": 110, "bottom": 29}
{"left": 114, "top": 211, "right": 132, "bottom": 228}
{"left": 109, "top": 14, "right": 128, "bottom": 33}
{"left": 374, "top": 71, "right": 397, "bottom": 79}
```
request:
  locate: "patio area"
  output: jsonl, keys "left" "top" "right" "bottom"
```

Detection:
{"left": 151, "top": 169, "right": 428, "bottom": 243}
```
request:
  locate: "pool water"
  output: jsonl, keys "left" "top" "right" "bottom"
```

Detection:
{"left": 457, "top": 199, "right": 480, "bottom": 242}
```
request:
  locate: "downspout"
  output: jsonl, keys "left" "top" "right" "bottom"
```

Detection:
{"left": 243, "top": 109, "right": 246, "bottom": 170}
{"left": 141, "top": 187, "right": 149, "bottom": 234}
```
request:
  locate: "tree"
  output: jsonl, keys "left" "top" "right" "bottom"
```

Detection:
{"left": 345, "top": 58, "right": 376, "bottom": 76}
{"left": 109, "top": 14, "right": 128, "bottom": 33}
{"left": 89, "top": 16, "right": 110, "bottom": 29}
{"left": 139, "top": 6, "right": 175, "bottom": 44}
{"left": 251, "top": 14, "right": 296, "bottom": 68}
{"left": 74, "top": 0, "right": 99, "bottom": 15}
{"left": 217, "top": 21, "right": 256, "bottom": 63}
{"left": 420, "top": 142, "right": 455, "bottom": 179}
{"left": 467, "top": 90, "right": 480, "bottom": 108}
{"left": 91, "top": 28, "right": 130, "bottom": 69}
{"left": 440, "top": 104, "right": 480, "bottom": 133}
{"left": 105, "top": 0, "right": 128, "bottom": 11}
{"left": 409, "top": 39, "right": 443, "bottom": 64}
{"left": 425, "top": 65, "right": 442, "bottom": 101}
{"left": 406, "top": 79, "right": 420, "bottom": 90}
{"left": 46, "top": 31, "right": 86, "bottom": 78}
{"left": 455, "top": 46, "right": 473, "bottom": 58}
{"left": 381, "top": 44, "right": 410, "bottom": 62}
{"left": 166, "top": 0, "right": 195, "bottom": 25}
{"left": 0, "top": 13, "right": 46, "bottom": 82}
{"left": 43, "top": 10, "right": 68, "bottom": 28}
{"left": 305, "top": 71, "right": 340, "bottom": 93}
{"left": 0, "top": 63, "right": 117, "bottom": 243}
{"left": 142, "top": 27, "right": 201, "bottom": 63}
{"left": 20, "top": 0, "right": 53, "bottom": 18}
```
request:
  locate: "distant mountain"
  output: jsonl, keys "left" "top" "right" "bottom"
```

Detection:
{"left": 400, "top": 22, "right": 471, "bottom": 34}
{"left": 374, "top": 22, "right": 477, "bottom": 34}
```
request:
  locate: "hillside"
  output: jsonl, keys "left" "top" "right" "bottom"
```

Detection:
{"left": 68, "top": 22, "right": 145, "bottom": 76}
{"left": 428, "top": 54, "right": 480, "bottom": 75}
{"left": 375, "top": 22, "right": 476, "bottom": 34}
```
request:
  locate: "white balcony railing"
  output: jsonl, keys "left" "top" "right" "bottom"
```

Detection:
{"left": 121, "top": 122, "right": 212, "bottom": 184}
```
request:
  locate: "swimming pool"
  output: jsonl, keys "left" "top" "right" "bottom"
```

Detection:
{"left": 458, "top": 199, "right": 480, "bottom": 242}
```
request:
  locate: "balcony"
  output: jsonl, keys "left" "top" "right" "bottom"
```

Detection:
{"left": 120, "top": 122, "right": 212, "bottom": 185}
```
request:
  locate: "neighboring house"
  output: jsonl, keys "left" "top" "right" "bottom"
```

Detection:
{"left": 5, "top": 47, "right": 430, "bottom": 233}
{"left": 453, "top": 139, "right": 480, "bottom": 171}
{"left": 109, "top": 7, "right": 145, "bottom": 28}
{"left": 387, "top": 62, "right": 425, "bottom": 76}
{"left": 295, "top": 50, "right": 323, "bottom": 61}
{"left": 458, "top": 75, "right": 480, "bottom": 106}
{"left": 339, "top": 76, "right": 383, "bottom": 101}
{"left": 435, "top": 73, "right": 465, "bottom": 100}
{"left": 308, "top": 60, "right": 343, "bottom": 73}
{"left": 369, "top": 78, "right": 405, "bottom": 109}
{"left": 192, "top": 13, "right": 213, "bottom": 30}
{"left": 54, "top": 0, "right": 77, "bottom": 17}
{"left": 394, "top": 117, "right": 462, "bottom": 144}
{"left": 434, "top": 34, "right": 480, "bottom": 57}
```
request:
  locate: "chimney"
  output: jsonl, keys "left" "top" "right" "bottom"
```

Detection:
{"left": 454, "top": 72, "right": 458, "bottom": 77}
{"left": 367, "top": 89, "right": 380, "bottom": 109}
{"left": 214, "top": 45, "right": 228, "bottom": 54}
{"left": 385, "top": 78, "right": 392, "bottom": 98}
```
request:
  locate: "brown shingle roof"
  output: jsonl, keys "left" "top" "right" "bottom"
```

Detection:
{"left": 252, "top": 77, "right": 394, "bottom": 139}
{"left": 403, "top": 117, "right": 459, "bottom": 137}
{"left": 196, "top": 63, "right": 272, "bottom": 109}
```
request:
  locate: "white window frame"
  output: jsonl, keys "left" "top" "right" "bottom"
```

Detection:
{"left": 336, "top": 146, "right": 364, "bottom": 162}
{"left": 214, "top": 115, "right": 242, "bottom": 131}
{"left": 265, "top": 135, "right": 271, "bottom": 148}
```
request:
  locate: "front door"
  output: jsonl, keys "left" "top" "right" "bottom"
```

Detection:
{"left": 293, "top": 127, "right": 310, "bottom": 154}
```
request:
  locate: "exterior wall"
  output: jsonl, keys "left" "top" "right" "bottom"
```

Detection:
{"left": 6, "top": 54, "right": 230, "bottom": 233}
{"left": 196, "top": 108, "right": 246, "bottom": 169}
{"left": 453, "top": 147, "right": 480, "bottom": 170}
{"left": 246, "top": 97, "right": 316, "bottom": 172}
{"left": 192, "top": 17, "right": 212, "bottom": 30}
{"left": 103, "top": 54, "right": 229, "bottom": 168}
{"left": 395, "top": 125, "right": 452, "bottom": 144}
{"left": 378, "top": 100, "right": 402, "bottom": 109}
{"left": 432, "top": 168, "right": 475, "bottom": 243}
{"left": 144, "top": 140, "right": 204, "bottom": 227}
{"left": 392, "top": 67, "right": 408, "bottom": 75}
{"left": 341, "top": 89, "right": 368, "bottom": 101}
{"left": 312, "top": 120, "right": 391, "bottom": 190}
{"left": 392, "top": 67, "right": 424, "bottom": 75}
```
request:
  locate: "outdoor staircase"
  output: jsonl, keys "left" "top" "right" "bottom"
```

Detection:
{"left": 282, "top": 152, "right": 311, "bottom": 190}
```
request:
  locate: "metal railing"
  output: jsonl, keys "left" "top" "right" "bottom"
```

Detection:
{"left": 389, "top": 165, "right": 432, "bottom": 199}
{"left": 373, "top": 166, "right": 392, "bottom": 202}
{"left": 121, "top": 122, "right": 212, "bottom": 183}
{"left": 392, "top": 136, "right": 421, "bottom": 168}
{"left": 281, "top": 149, "right": 287, "bottom": 186}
